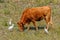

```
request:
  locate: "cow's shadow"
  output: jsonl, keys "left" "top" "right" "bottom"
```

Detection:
{"left": 24, "top": 26, "right": 46, "bottom": 30}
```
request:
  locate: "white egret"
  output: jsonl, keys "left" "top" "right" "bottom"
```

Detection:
{"left": 9, "top": 19, "right": 12, "bottom": 25}
{"left": 8, "top": 24, "right": 14, "bottom": 31}
{"left": 44, "top": 28, "right": 49, "bottom": 34}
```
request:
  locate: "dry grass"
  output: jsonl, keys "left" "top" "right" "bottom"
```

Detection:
{"left": 0, "top": 0, "right": 60, "bottom": 40}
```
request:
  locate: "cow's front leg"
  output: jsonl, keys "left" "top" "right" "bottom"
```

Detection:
{"left": 32, "top": 20, "right": 38, "bottom": 31}
{"left": 27, "top": 24, "right": 30, "bottom": 31}
{"left": 25, "top": 23, "right": 30, "bottom": 31}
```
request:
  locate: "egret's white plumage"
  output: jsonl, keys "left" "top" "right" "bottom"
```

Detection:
{"left": 44, "top": 28, "right": 49, "bottom": 34}
{"left": 9, "top": 19, "right": 12, "bottom": 25}
{"left": 8, "top": 24, "right": 14, "bottom": 31}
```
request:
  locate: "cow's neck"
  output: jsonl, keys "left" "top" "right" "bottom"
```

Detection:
{"left": 20, "top": 18, "right": 26, "bottom": 25}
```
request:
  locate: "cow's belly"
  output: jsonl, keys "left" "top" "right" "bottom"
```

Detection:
{"left": 35, "top": 17, "right": 43, "bottom": 21}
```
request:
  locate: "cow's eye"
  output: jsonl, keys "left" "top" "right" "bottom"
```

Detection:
{"left": 21, "top": 23, "right": 24, "bottom": 27}
{"left": 20, "top": 23, "right": 23, "bottom": 26}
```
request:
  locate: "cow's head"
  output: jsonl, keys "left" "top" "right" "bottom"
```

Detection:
{"left": 17, "top": 21, "right": 24, "bottom": 32}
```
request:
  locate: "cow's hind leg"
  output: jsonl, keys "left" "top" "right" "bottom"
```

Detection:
{"left": 45, "top": 22, "right": 50, "bottom": 34}
{"left": 44, "top": 16, "right": 50, "bottom": 34}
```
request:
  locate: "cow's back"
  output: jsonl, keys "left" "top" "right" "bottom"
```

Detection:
{"left": 23, "top": 6, "right": 51, "bottom": 20}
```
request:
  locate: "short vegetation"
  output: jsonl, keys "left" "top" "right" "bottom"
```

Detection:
{"left": 0, "top": 0, "right": 60, "bottom": 40}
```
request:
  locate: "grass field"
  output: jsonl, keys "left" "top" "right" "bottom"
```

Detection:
{"left": 0, "top": 0, "right": 60, "bottom": 40}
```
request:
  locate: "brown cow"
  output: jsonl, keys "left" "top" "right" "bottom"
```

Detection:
{"left": 17, "top": 6, "right": 53, "bottom": 33}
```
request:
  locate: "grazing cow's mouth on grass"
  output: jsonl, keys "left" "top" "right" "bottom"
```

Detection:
{"left": 17, "top": 6, "right": 53, "bottom": 33}
{"left": 17, "top": 22, "right": 24, "bottom": 31}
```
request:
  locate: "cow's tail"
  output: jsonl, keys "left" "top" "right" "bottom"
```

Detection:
{"left": 48, "top": 7, "right": 53, "bottom": 25}
{"left": 50, "top": 16, "right": 53, "bottom": 25}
